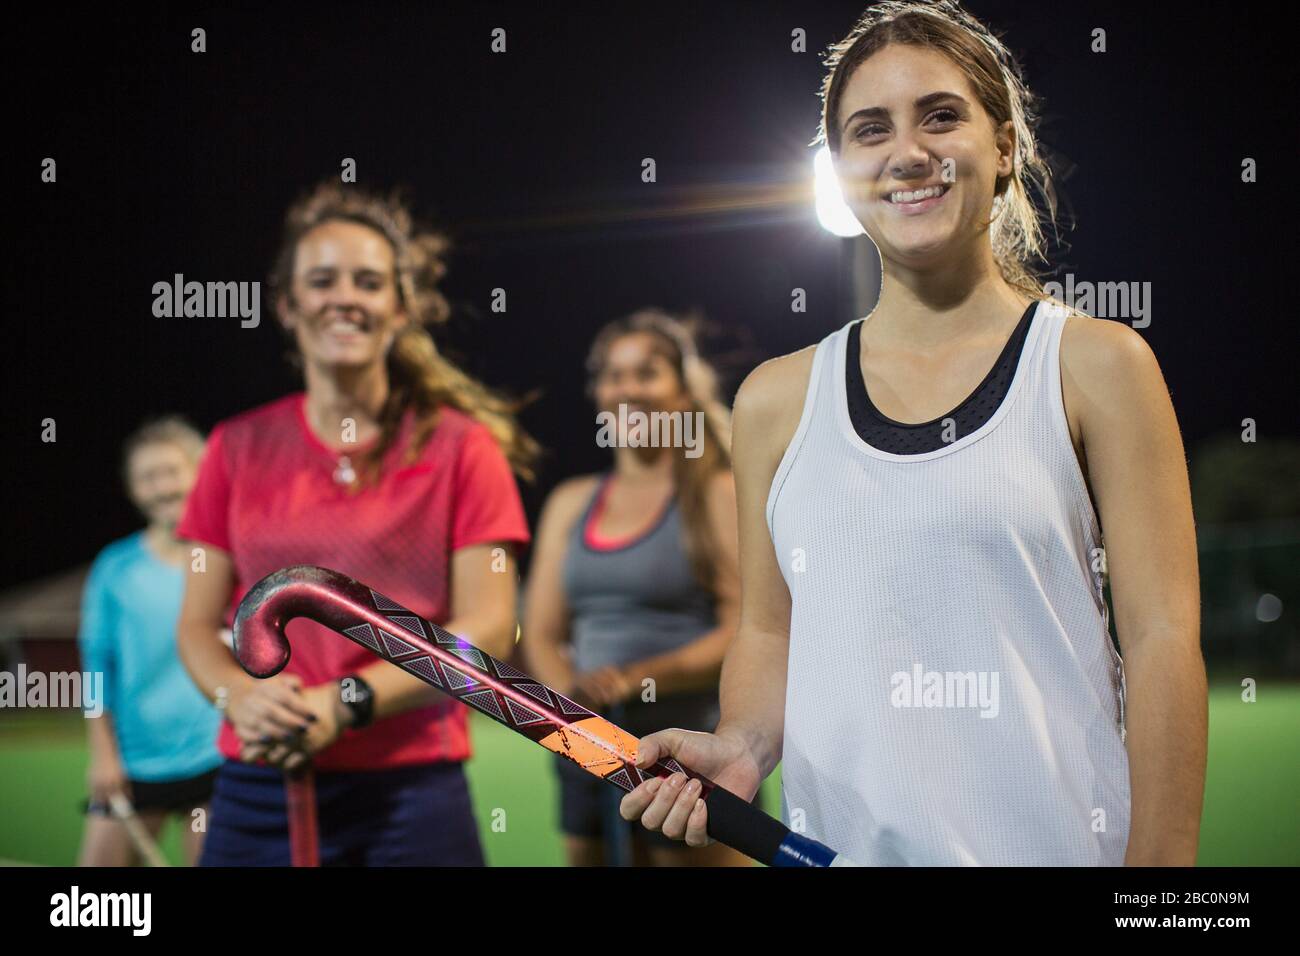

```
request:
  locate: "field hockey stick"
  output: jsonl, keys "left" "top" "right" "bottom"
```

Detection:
{"left": 106, "top": 792, "right": 170, "bottom": 868}
{"left": 602, "top": 701, "right": 633, "bottom": 866}
{"left": 232, "top": 565, "right": 858, "bottom": 867}
{"left": 285, "top": 765, "right": 320, "bottom": 867}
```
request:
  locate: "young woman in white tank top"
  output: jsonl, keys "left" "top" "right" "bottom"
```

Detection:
{"left": 621, "top": 1, "right": 1205, "bottom": 866}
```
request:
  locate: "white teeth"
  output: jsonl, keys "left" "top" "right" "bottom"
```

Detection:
{"left": 889, "top": 185, "right": 947, "bottom": 204}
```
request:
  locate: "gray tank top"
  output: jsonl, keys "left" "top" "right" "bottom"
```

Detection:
{"left": 561, "top": 473, "right": 720, "bottom": 735}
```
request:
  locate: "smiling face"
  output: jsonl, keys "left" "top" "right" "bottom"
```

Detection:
{"left": 126, "top": 441, "right": 198, "bottom": 530}
{"left": 277, "top": 219, "right": 409, "bottom": 370}
{"left": 593, "top": 331, "right": 691, "bottom": 447}
{"left": 833, "top": 43, "right": 1015, "bottom": 269}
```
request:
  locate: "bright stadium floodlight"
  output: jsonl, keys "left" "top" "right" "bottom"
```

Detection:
{"left": 813, "top": 146, "right": 865, "bottom": 237}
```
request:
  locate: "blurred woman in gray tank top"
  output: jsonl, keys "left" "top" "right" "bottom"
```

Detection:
{"left": 522, "top": 309, "right": 753, "bottom": 866}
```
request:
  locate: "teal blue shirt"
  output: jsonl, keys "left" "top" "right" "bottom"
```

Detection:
{"left": 77, "top": 532, "right": 222, "bottom": 781}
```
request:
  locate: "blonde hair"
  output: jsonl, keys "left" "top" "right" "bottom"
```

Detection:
{"left": 267, "top": 180, "right": 540, "bottom": 487}
{"left": 816, "top": 0, "right": 1060, "bottom": 302}
{"left": 585, "top": 309, "right": 733, "bottom": 590}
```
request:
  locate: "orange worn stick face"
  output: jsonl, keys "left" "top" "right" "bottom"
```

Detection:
{"left": 539, "top": 715, "right": 642, "bottom": 779}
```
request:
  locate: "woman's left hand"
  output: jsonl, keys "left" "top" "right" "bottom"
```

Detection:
{"left": 240, "top": 682, "right": 349, "bottom": 770}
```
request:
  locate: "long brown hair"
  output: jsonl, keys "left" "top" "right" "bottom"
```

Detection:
{"left": 816, "top": 0, "right": 1060, "bottom": 302}
{"left": 585, "top": 309, "right": 733, "bottom": 590}
{"left": 267, "top": 180, "right": 540, "bottom": 488}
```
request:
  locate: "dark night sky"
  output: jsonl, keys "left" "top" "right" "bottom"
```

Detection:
{"left": 6, "top": 1, "right": 1294, "bottom": 586}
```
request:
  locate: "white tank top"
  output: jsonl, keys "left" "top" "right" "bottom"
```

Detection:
{"left": 767, "top": 300, "right": 1130, "bottom": 866}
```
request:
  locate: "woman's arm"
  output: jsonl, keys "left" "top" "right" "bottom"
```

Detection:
{"left": 1063, "top": 316, "right": 1206, "bottom": 866}
{"left": 177, "top": 543, "right": 261, "bottom": 705}
{"left": 78, "top": 561, "right": 129, "bottom": 799}
{"left": 710, "top": 352, "right": 813, "bottom": 779}
{"left": 177, "top": 542, "right": 316, "bottom": 767}
{"left": 85, "top": 712, "right": 130, "bottom": 805}
{"left": 352, "top": 540, "right": 524, "bottom": 722}
{"left": 519, "top": 477, "right": 600, "bottom": 695}
{"left": 85, "top": 713, "right": 121, "bottom": 765}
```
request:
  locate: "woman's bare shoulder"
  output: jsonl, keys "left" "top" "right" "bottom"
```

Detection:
{"left": 543, "top": 473, "right": 603, "bottom": 519}
{"left": 735, "top": 345, "right": 818, "bottom": 415}
{"left": 733, "top": 344, "right": 820, "bottom": 467}
{"left": 1060, "top": 312, "right": 1162, "bottom": 384}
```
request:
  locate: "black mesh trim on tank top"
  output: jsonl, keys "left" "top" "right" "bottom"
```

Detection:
{"left": 845, "top": 301, "right": 1038, "bottom": 454}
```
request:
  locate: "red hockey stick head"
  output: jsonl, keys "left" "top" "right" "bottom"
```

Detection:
{"left": 232, "top": 564, "right": 343, "bottom": 678}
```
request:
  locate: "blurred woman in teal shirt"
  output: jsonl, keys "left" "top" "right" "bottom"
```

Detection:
{"left": 77, "top": 417, "right": 222, "bottom": 866}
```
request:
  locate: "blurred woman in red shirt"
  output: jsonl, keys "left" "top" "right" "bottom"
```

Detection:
{"left": 178, "top": 181, "right": 537, "bottom": 865}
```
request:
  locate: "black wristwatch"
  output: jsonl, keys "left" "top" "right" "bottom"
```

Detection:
{"left": 339, "top": 674, "right": 375, "bottom": 729}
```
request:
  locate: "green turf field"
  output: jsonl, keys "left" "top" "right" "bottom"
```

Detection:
{"left": 1, "top": 684, "right": 1295, "bottom": 866}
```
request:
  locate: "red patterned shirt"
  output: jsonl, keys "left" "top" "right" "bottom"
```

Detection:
{"left": 177, "top": 392, "right": 530, "bottom": 771}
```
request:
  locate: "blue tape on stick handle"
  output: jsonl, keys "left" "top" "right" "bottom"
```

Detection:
{"left": 703, "top": 783, "right": 849, "bottom": 867}
{"left": 772, "top": 831, "right": 840, "bottom": 867}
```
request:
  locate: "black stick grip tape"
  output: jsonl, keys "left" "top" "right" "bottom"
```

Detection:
{"left": 703, "top": 784, "right": 788, "bottom": 864}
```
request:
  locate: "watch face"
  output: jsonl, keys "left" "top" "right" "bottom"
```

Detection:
{"left": 341, "top": 676, "right": 374, "bottom": 726}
